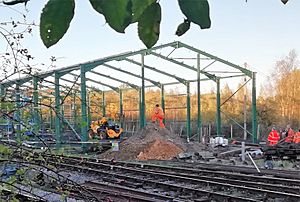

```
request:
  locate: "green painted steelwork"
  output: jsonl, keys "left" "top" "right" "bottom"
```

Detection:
{"left": 216, "top": 78, "right": 221, "bottom": 136}
{"left": 54, "top": 72, "right": 61, "bottom": 148}
{"left": 220, "top": 79, "right": 250, "bottom": 107}
{"left": 33, "top": 76, "right": 40, "bottom": 133}
{"left": 197, "top": 54, "right": 202, "bottom": 142}
{"left": 138, "top": 88, "right": 142, "bottom": 128}
{"left": 87, "top": 91, "right": 91, "bottom": 126}
{"left": 102, "top": 91, "right": 106, "bottom": 117}
{"left": 149, "top": 51, "right": 216, "bottom": 82}
{"left": 140, "top": 54, "right": 146, "bottom": 128}
{"left": 72, "top": 90, "right": 77, "bottom": 130}
{"left": 177, "top": 42, "right": 253, "bottom": 77}
{"left": 2, "top": 41, "right": 252, "bottom": 87}
{"left": 68, "top": 72, "right": 119, "bottom": 93}
{"left": 15, "top": 83, "right": 21, "bottom": 138}
{"left": 58, "top": 76, "right": 102, "bottom": 94}
{"left": 49, "top": 97, "right": 53, "bottom": 130}
{"left": 252, "top": 72, "right": 257, "bottom": 143}
{"left": 124, "top": 58, "right": 187, "bottom": 84}
{"left": 61, "top": 97, "right": 65, "bottom": 131}
{"left": 102, "top": 63, "right": 161, "bottom": 87}
{"left": 186, "top": 81, "right": 191, "bottom": 141}
{"left": 160, "top": 84, "right": 165, "bottom": 125}
{"left": 119, "top": 89, "right": 123, "bottom": 127}
{"left": 90, "top": 70, "right": 139, "bottom": 90}
{"left": 0, "top": 85, "right": 4, "bottom": 97}
{"left": 80, "top": 66, "right": 88, "bottom": 150}
{"left": 0, "top": 85, "right": 4, "bottom": 112}
{"left": 0, "top": 41, "right": 257, "bottom": 146}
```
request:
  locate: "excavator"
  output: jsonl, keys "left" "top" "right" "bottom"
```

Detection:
{"left": 88, "top": 117, "right": 123, "bottom": 140}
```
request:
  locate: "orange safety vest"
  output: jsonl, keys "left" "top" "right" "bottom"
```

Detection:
{"left": 153, "top": 107, "right": 164, "bottom": 117}
{"left": 268, "top": 130, "right": 280, "bottom": 145}
{"left": 285, "top": 129, "right": 294, "bottom": 143}
{"left": 293, "top": 132, "right": 300, "bottom": 144}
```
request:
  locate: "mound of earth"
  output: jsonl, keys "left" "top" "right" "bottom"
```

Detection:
{"left": 99, "top": 124, "right": 190, "bottom": 161}
{"left": 137, "top": 139, "right": 183, "bottom": 160}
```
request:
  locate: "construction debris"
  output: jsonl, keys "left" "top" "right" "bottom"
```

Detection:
{"left": 137, "top": 139, "right": 183, "bottom": 160}
{"left": 99, "top": 124, "right": 190, "bottom": 161}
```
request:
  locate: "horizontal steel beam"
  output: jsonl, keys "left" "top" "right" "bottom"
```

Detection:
{"left": 177, "top": 42, "right": 253, "bottom": 77}
{"left": 102, "top": 63, "right": 161, "bottom": 87}
{"left": 90, "top": 70, "right": 139, "bottom": 90}
{"left": 124, "top": 58, "right": 187, "bottom": 84}
{"left": 149, "top": 51, "right": 217, "bottom": 82}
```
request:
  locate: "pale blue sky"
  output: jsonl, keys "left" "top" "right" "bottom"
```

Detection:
{"left": 1, "top": 0, "right": 300, "bottom": 92}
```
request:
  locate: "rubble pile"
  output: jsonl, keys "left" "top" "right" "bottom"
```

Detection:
{"left": 137, "top": 139, "right": 183, "bottom": 160}
{"left": 99, "top": 124, "right": 188, "bottom": 161}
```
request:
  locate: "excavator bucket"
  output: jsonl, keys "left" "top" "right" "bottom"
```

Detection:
{"left": 106, "top": 128, "right": 123, "bottom": 138}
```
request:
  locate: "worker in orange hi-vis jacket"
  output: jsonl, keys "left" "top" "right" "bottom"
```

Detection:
{"left": 293, "top": 129, "right": 300, "bottom": 144}
{"left": 151, "top": 104, "right": 165, "bottom": 128}
{"left": 285, "top": 125, "right": 295, "bottom": 143}
{"left": 267, "top": 127, "right": 280, "bottom": 146}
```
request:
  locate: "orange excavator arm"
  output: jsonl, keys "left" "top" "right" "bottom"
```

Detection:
{"left": 106, "top": 128, "right": 123, "bottom": 138}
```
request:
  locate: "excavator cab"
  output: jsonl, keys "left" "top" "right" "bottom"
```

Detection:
{"left": 88, "top": 117, "right": 123, "bottom": 140}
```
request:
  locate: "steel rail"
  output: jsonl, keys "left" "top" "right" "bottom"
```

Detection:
{"left": 47, "top": 154, "right": 300, "bottom": 182}
{"left": 44, "top": 156, "right": 300, "bottom": 201}
{"left": 83, "top": 181, "right": 172, "bottom": 202}
{"left": 55, "top": 162, "right": 259, "bottom": 202}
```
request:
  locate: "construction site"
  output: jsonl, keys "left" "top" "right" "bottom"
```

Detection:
{"left": 1, "top": 41, "right": 300, "bottom": 201}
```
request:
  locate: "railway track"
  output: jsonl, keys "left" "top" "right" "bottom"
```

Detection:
{"left": 41, "top": 155, "right": 300, "bottom": 202}
{"left": 0, "top": 188, "right": 45, "bottom": 202}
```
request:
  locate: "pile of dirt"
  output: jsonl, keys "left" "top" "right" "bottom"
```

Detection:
{"left": 99, "top": 124, "right": 188, "bottom": 161}
{"left": 137, "top": 139, "right": 183, "bottom": 160}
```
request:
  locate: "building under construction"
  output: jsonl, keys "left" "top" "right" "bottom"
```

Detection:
{"left": 0, "top": 42, "right": 299, "bottom": 202}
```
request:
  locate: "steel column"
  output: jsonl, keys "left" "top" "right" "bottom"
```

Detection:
{"left": 160, "top": 84, "right": 165, "bottom": 125}
{"left": 243, "top": 77, "right": 247, "bottom": 140}
{"left": 102, "top": 91, "right": 106, "bottom": 117}
{"left": 0, "top": 85, "right": 4, "bottom": 109}
{"left": 54, "top": 72, "right": 61, "bottom": 148}
{"left": 0, "top": 85, "right": 4, "bottom": 122}
{"left": 87, "top": 91, "right": 91, "bottom": 125}
{"left": 15, "top": 83, "right": 21, "bottom": 138}
{"left": 140, "top": 54, "right": 146, "bottom": 128}
{"left": 252, "top": 72, "right": 257, "bottom": 143}
{"left": 186, "top": 82, "right": 191, "bottom": 142}
{"left": 119, "top": 89, "right": 123, "bottom": 127}
{"left": 49, "top": 97, "right": 53, "bottom": 130}
{"left": 216, "top": 78, "right": 221, "bottom": 136}
{"left": 72, "top": 90, "right": 77, "bottom": 130}
{"left": 138, "top": 88, "right": 142, "bottom": 127}
{"left": 197, "top": 53, "right": 202, "bottom": 142}
{"left": 80, "top": 66, "right": 88, "bottom": 149}
{"left": 61, "top": 99, "right": 64, "bottom": 132}
{"left": 33, "top": 76, "right": 40, "bottom": 133}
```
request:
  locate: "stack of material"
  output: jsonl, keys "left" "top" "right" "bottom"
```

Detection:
{"left": 99, "top": 124, "right": 186, "bottom": 161}
{"left": 137, "top": 139, "right": 183, "bottom": 160}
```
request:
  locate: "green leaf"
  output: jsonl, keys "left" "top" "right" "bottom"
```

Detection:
{"left": 16, "top": 168, "right": 26, "bottom": 176}
{"left": 7, "top": 176, "right": 17, "bottom": 185}
{"left": 178, "top": 0, "right": 211, "bottom": 29}
{"left": 89, "top": 0, "right": 104, "bottom": 14}
{"left": 40, "top": 0, "right": 75, "bottom": 48}
{"left": 138, "top": 2, "right": 161, "bottom": 49}
{"left": 131, "top": 0, "right": 155, "bottom": 23}
{"left": 0, "top": 144, "right": 12, "bottom": 155}
{"left": 175, "top": 19, "right": 190, "bottom": 36}
{"left": 101, "top": 0, "right": 132, "bottom": 33}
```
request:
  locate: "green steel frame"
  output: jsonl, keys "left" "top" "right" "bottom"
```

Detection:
{"left": 0, "top": 41, "right": 258, "bottom": 150}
